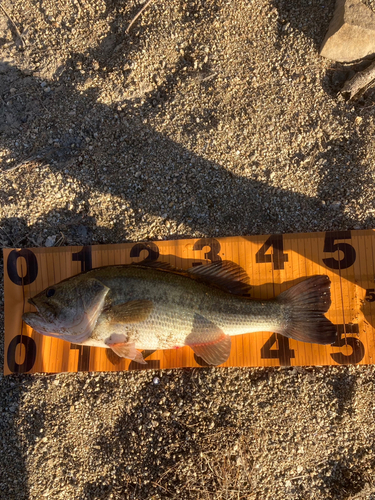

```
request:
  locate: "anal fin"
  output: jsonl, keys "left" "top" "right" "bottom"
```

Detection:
{"left": 185, "top": 314, "right": 232, "bottom": 366}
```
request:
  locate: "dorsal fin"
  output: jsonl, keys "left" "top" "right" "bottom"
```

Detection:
{"left": 130, "top": 259, "right": 252, "bottom": 296}
{"left": 187, "top": 261, "right": 252, "bottom": 295}
{"left": 131, "top": 260, "right": 175, "bottom": 271}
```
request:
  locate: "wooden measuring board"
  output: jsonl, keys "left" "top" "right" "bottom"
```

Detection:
{"left": 3, "top": 230, "right": 375, "bottom": 375}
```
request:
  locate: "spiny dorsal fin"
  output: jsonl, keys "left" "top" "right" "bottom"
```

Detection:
{"left": 130, "top": 259, "right": 252, "bottom": 295}
{"left": 130, "top": 260, "right": 175, "bottom": 271}
{"left": 187, "top": 260, "right": 252, "bottom": 295}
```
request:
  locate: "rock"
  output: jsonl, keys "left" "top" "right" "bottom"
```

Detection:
{"left": 320, "top": 0, "right": 375, "bottom": 62}
{"left": 45, "top": 235, "right": 57, "bottom": 247}
{"left": 75, "top": 225, "right": 88, "bottom": 240}
{"left": 341, "top": 59, "right": 375, "bottom": 98}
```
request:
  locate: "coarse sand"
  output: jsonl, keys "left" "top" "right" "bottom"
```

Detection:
{"left": 1, "top": 0, "right": 375, "bottom": 498}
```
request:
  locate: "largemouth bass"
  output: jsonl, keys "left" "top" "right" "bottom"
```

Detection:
{"left": 22, "top": 261, "right": 337, "bottom": 366}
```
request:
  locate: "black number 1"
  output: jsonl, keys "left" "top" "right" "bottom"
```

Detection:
{"left": 70, "top": 246, "right": 92, "bottom": 370}
{"left": 72, "top": 246, "right": 92, "bottom": 272}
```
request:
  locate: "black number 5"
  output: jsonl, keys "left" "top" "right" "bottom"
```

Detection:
{"left": 330, "top": 324, "right": 364, "bottom": 364}
{"left": 322, "top": 231, "right": 356, "bottom": 270}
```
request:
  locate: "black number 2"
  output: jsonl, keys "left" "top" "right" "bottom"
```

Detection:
{"left": 130, "top": 242, "right": 160, "bottom": 262}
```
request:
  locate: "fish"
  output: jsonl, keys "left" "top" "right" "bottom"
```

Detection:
{"left": 22, "top": 261, "right": 337, "bottom": 366}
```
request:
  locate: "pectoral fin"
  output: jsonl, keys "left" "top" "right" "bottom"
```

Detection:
{"left": 105, "top": 334, "right": 147, "bottom": 364}
{"left": 185, "top": 314, "right": 232, "bottom": 366}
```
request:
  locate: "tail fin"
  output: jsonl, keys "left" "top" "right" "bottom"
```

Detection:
{"left": 277, "top": 275, "right": 337, "bottom": 345}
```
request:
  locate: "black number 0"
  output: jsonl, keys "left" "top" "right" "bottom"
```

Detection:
{"left": 7, "top": 335, "right": 37, "bottom": 373}
{"left": 7, "top": 250, "right": 39, "bottom": 373}
{"left": 7, "top": 249, "right": 38, "bottom": 286}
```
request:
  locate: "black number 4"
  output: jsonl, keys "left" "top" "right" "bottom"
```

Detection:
{"left": 260, "top": 333, "right": 295, "bottom": 366}
{"left": 256, "top": 235, "right": 288, "bottom": 270}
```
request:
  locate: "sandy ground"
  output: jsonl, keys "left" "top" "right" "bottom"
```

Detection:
{"left": 1, "top": 0, "right": 375, "bottom": 498}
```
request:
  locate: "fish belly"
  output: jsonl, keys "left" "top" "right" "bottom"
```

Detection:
{"left": 91, "top": 304, "right": 196, "bottom": 350}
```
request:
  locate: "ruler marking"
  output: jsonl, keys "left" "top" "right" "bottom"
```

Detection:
{"left": 6, "top": 232, "right": 375, "bottom": 374}
{"left": 358, "top": 231, "right": 371, "bottom": 363}
{"left": 367, "top": 231, "right": 375, "bottom": 360}
{"left": 367, "top": 231, "right": 375, "bottom": 361}
{"left": 240, "top": 238, "right": 251, "bottom": 368}
{"left": 300, "top": 234, "right": 311, "bottom": 365}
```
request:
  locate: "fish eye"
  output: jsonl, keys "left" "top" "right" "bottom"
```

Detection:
{"left": 46, "top": 288, "right": 55, "bottom": 298}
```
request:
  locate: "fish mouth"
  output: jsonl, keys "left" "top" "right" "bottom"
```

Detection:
{"left": 26, "top": 298, "right": 47, "bottom": 323}
{"left": 28, "top": 297, "right": 37, "bottom": 309}
{"left": 22, "top": 309, "right": 57, "bottom": 337}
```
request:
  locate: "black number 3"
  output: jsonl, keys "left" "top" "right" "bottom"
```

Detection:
{"left": 193, "top": 238, "right": 222, "bottom": 262}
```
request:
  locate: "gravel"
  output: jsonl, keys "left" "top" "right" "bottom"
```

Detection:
{"left": 1, "top": 0, "right": 375, "bottom": 498}
{"left": 1, "top": 367, "right": 375, "bottom": 500}
{"left": 362, "top": 0, "right": 375, "bottom": 14}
